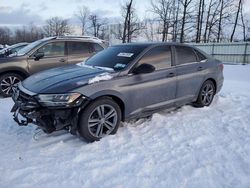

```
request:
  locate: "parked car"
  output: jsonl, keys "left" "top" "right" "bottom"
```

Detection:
{"left": 11, "top": 43, "right": 224, "bottom": 142}
{"left": 0, "top": 36, "right": 106, "bottom": 97}
{"left": 0, "top": 43, "right": 29, "bottom": 58}
{"left": 0, "top": 44, "right": 4, "bottom": 50}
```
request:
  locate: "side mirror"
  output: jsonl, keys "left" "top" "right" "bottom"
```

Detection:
{"left": 133, "top": 63, "right": 155, "bottom": 74}
{"left": 34, "top": 52, "right": 44, "bottom": 61}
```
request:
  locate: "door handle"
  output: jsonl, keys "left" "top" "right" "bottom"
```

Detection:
{"left": 166, "top": 72, "right": 175, "bottom": 78}
{"left": 197, "top": 66, "right": 203, "bottom": 71}
{"left": 59, "top": 59, "right": 66, "bottom": 63}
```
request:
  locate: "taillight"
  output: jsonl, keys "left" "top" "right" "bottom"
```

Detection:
{"left": 219, "top": 63, "right": 224, "bottom": 71}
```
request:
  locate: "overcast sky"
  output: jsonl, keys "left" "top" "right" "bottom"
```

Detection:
{"left": 0, "top": 0, "right": 152, "bottom": 26}
{"left": 0, "top": 0, "right": 250, "bottom": 27}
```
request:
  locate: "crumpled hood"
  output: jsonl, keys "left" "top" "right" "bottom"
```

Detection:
{"left": 22, "top": 65, "right": 110, "bottom": 93}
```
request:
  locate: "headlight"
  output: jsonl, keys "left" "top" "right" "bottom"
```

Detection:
{"left": 36, "top": 93, "right": 84, "bottom": 107}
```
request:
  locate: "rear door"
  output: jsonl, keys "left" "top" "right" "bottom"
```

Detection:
{"left": 67, "top": 41, "right": 93, "bottom": 65}
{"left": 27, "top": 41, "right": 67, "bottom": 74}
{"left": 122, "top": 45, "right": 177, "bottom": 116}
{"left": 174, "top": 45, "right": 205, "bottom": 105}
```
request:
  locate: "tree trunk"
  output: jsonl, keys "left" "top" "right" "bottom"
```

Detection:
{"left": 173, "top": 0, "right": 180, "bottom": 42}
{"left": 127, "top": 3, "right": 132, "bottom": 43}
{"left": 203, "top": 0, "right": 213, "bottom": 43}
{"left": 198, "top": 0, "right": 205, "bottom": 42}
{"left": 122, "top": 0, "right": 133, "bottom": 43}
{"left": 217, "top": 0, "right": 224, "bottom": 42}
{"left": 180, "top": 0, "right": 189, "bottom": 43}
{"left": 240, "top": 1, "right": 246, "bottom": 41}
{"left": 230, "top": 0, "right": 242, "bottom": 42}
{"left": 196, "top": 0, "right": 202, "bottom": 43}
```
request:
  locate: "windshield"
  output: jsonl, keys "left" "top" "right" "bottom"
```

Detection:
{"left": 17, "top": 40, "right": 43, "bottom": 56}
{"left": 85, "top": 46, "right": 147, "bottom": 71}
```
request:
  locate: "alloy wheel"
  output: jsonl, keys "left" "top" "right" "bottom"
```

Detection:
{"left": 0, "top": 76, "right": 20, "bottom": 96}
{"left": 201, "top": 83, "right": 214, "bottom": 105}
{"left": 87, "top": 104, "right": 118, "bottom": 138}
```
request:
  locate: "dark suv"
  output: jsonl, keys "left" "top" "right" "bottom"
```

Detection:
{"left": 11, "top": 43, "right": 224, "bottom": 142}
{"left": 0, "top": 36, "right": 106, "bottom": 97}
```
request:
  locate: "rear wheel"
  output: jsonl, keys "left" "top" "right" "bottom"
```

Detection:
{"left": 194, "top": 80, "right": 215, "bottom": 107}
{"left": 0, "top": 73, "right": 24, "bottom": 97}
{"left": 78, "top": 97, "right": 121, "bottom": 142}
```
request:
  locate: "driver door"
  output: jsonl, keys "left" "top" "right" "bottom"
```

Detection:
{"left": 122, "top": 45, "right": 177, "bottom": 116}
{"left": 27, "top": 41, "right": 67, "bottom": 74}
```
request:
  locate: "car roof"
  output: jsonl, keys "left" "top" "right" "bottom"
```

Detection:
{"left": 113, "top": 42, "right": 194, "bottom": 48}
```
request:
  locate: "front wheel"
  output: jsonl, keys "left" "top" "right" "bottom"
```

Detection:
{"left": 0, "top": 73, "right": 24, "bottom": 97}
{"left": 194, "top": 80, "right": 215, "bottom": 107}
{"left": 78, "top": 97, "right": 121, "bottom": 142}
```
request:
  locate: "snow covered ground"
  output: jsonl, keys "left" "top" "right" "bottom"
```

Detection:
{"left": 0, "top": 64, "right": 250, "bottom": 188}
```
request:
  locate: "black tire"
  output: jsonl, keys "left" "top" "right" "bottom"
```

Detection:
{"left": 0, "top": 73, "right": 24, "bottom": 97}
{"left": 78, "top": 97, "right": 121, "bottom": 142}
{"left": 194, "top": 80, "right": 215, "bottom": 107}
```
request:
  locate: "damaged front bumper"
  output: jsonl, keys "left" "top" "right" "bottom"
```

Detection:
{"left": 11, "top": 85, "right": 88, "bottom": 134}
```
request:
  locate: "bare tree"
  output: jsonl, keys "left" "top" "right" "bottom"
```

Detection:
{"left": 120, "top": 0, "right": 145, "bottom": 43}
{"left": 195, "top": 0, "right": 205, "bottom": 42}
{"left": 230, "top": 0, "right": 242, "bottom": 42}
{"left": 121, "top": 0, "right": 133, "bottom": 43}
{"left": 216, "top": 0, "right": 235, "bottom": 42}
{"left": 110, "top": 23, "right": 124, "bottom": 41}
{"left": 217, "top": 0, "right": 224, "bottom": 42}
{"left": 143, "top": 18, "right": 161, "bottom": 41}
{"left": 88, "top": 14, "right": 107, "bottom": 38}
{"left": 150, "top": 0, "right": 174, "bottom": 42}
{"left": 203, "top": 0, "right": 217, "bottom": 42}
{"left": 43, "top": 17, "right": 72, "bottom": 36}
{"left": 206, "top": 1, "right": 221, "bottom": 42}
{"left": 172, "top": 0, "right": 181, "bottom": 42}
{"left": 75, "top": 6, "right": 90, "bottom": 35}
{"left": 180, "top": 0, "right": 193, "bottom": 43}
{"left": 0, "top": 27, "right": 12, "bottom": 44}
{"left": 14, "top": 24, "right": 44, "bottom": 43}
{"left": 240, "top": 0, "right": 246, "bottom": 41}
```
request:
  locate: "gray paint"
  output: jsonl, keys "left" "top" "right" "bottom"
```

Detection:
{"left": 20, "top": 43, "right": 224, "bottom": 120}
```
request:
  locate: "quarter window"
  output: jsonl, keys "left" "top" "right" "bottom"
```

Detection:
{"left": 37, "top": 42, "right": 65, "bottom": 57}
{"left": 68, "top": 42, "right": 90, "bottom": 55}
{"left": 175, "top": 46, "right": 197, "bottom": 65}
{"left": 194, "top": 49, "right": 207, "bottom": 61}
{"left": 137, "top": 46, "right": 172, "bottom": 70}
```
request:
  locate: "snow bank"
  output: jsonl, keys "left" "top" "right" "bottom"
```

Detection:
{"left": 0, "top": 65, "right": 250, "bottom": 188}
{"left": 88, "top": 73, "right": 113, "bottom": 84}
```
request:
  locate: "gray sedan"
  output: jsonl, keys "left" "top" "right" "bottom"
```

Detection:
{"left": 11, "top": 42, "right": 224, "bottom": 142}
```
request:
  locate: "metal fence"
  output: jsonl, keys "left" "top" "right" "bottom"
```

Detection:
{"left": 191, "top": 42, "right": 250, "bottom": 64}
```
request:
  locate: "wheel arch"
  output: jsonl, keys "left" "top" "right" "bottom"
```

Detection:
{"left": 204, "top": 78, "right": 217, "bottom": 93}
{"left": 88, "top": 91, "right": 126, "bottom": 121}
{"left": 0, "top": 69, "right": 29, "bottom": 79}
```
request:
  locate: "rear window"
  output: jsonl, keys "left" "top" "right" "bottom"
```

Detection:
{"left": 85, "top": 46, "right": 147, "bottom": 71}
{"left": 68, "top": 42, "right": 90, "bottom": 55}
{"left": 175, "top": 46, "right": 197, "bottom": 65}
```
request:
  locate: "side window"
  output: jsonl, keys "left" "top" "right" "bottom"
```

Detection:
{"left": 13, "top": 46, "right": 24, "bottom": 52}
{"left": 92, "top": 43, "right": 104, "bottom": 52}
{"left": 194, "top": 49, "right": 207, "bottom": 61}
{"left": 37, "top": 42, "right": 65, "bottom": 57}
{"left": 137, "top": 46, "right": 172, "bottom": 70}
{"left": 68, "top": 42, "right": 90, "bottom": 55}
{"left": 175, "top": 46, "right": 197, "bottom": 65}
